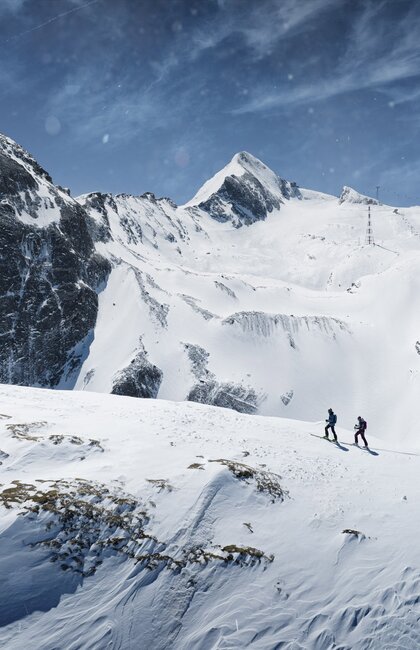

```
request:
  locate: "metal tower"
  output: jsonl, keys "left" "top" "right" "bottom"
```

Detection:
{"left": 365, "top": 205, "right": 375, "bottom": 245}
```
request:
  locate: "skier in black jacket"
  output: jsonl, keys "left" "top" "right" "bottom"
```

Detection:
{"left": 354, "top": 416, "right": 368, "bottom": 447}
{"left": 324, "top": 408, "right": 338, "bottom": 441}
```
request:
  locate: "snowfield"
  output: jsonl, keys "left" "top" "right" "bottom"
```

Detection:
{"left": 1, "top": 385, "right": 420, "bottom": 649}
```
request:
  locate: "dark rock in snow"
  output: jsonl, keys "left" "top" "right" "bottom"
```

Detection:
{"left": 214, "top": 280, "right": 237, "bottom": 299}
{"left": 78, "top": 192, "right": 114, "bottom": 243}
{"left": 111, "top": 351, "right": 162, "bottom": 398}
{"left": 281, "top": 390, "right": 294, "bottom": 406}
{"left": 188, "top": 380, "right": 259, "bottom": 414}
{"left": 195, "top": 152, "right": 301, "bottom": 227}
{"left": 184, "top": 343, "right": 210, "bottom": 379}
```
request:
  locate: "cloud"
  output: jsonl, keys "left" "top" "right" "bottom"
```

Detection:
{"left": 35, "top": 0, "right": 420, "bottom": 150}
{"left": 43, "top": 62, "right": 202, "bottom": 145}
{"left": 4, "top": 0, "right": 101, "bottom": 44}
{"left": 232, "top": 1, "right": 420, "bottom": 114}
{"left": 127, "top": 0, "right": 343, "bottom": 117}
{"left": 35, "top": 0, "right": 342, "bottom": 147}
{"left": 0, "top": 0, "right": 28, "bottom": 14}
{"left": 187, "top": 0, "right": 340, "bottom": 62}
{"left": 385, "top": 86, "right": 420, "bottom": 108}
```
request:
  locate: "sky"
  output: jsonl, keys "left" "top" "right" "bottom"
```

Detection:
{"left": 1, "top": 0, "right": 420, "bottom": 205}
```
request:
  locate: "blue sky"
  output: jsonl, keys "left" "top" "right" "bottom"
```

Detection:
{"left": 1, "top": 0, "right": 420, "bottom": 205}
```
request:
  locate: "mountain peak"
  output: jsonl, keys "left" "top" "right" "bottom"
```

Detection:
{"left": 230, "top": 151, "right": 283, "bottom": 184}
{"left": 0, "top": 132, "right": 53, "bottom": 184}
{"left": 339, "top": 185, "right": 379, "bottom": 205}
{"left": 231, "top": 150, "right": 264, "bottom": 167}
{"left": 184, "top": 151, "right": 300, "bottom": 226}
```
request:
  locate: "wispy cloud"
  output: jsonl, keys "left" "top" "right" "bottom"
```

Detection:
{"left": 2, "top": 0, "right": 101, "bottom": 43}
{"left": 87, "top": 0, "right": 344, "bottom": 141}
{"left": 43, "top": 63, "right": 203, "bottom": 145}
{"left": 188, "top": 0, "right": 341, "bottom": 62}
{"left": 232, "top": 1, "right": 420, "bottom": 114}
{"left": 0, "top": 0, "right": 28, "bottom": 14}
{"left": 26, "top": 0, "right": 420, "bottom": 151}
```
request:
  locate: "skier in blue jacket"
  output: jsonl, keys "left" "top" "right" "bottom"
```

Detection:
{"left": 324, "top": 408, "right": 338, "bottom": 441}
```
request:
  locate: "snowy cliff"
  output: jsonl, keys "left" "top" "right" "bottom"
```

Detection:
{"left": 0, "top": 134, "right": 110, "bottom": 388}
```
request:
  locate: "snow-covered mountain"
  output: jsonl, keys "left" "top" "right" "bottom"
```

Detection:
{"left": 2, "top": 134, "right": 420, "bottom": 648}
{"left": 2, "top": 133, "right": 420, "bottom": 443}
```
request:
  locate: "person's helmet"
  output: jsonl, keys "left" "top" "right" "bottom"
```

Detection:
{"left": 358, "top": 416, "right": 362, "bottom": 420}
{"left": 328, "top": 408, "right": 333, "bottom": 413}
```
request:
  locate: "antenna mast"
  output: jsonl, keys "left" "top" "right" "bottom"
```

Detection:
{"left": 365, "top": 205, "right": 375, "bottom": 245}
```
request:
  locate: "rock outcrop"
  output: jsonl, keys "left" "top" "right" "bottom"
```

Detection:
{"left": 0, "top": 134, "right": 110, "bottom": 387}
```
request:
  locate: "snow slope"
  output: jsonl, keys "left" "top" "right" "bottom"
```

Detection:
{"left": 0, "top": 385, "right": 419, "bottom": 649}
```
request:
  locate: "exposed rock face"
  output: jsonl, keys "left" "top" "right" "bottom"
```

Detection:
{"left": 189, "top": 152, "right": 301, "bottom": 228}
{"left": 0, "top": 134, "right": 110, "bottom": 387}
{"left": 281, "top": 390, "right": 294, "bottom": 406}
{"left": 184, "top": 343, "right": 210, "bottom": 379}
{"left": 198, "top": 172, "right": 282, "bottom": 226}
{"left": 214, "top": 280, "right": 237, "bottom": 300}
{"left": 111, "top": 351, "right": 162, "bottom": 398}
{"left": 222, "top": 311, "right": 349, "bottom": 344}
{"left": 184, "top": 342, "right": 261, "bottom": 414}
{"left": 187, "top": 379, "right": 259, "bottom": 414}
{"left": 77, "top": 192, "right": 114, "bottom": 243}
{"left": 77, "top": 191, "right": 189, "bottom": 251}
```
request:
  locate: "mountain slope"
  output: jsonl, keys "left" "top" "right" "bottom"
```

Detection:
{"left": 0, "top": 385, "right": 419, "bottom": 649}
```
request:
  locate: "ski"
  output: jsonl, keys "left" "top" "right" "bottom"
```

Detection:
{"left": 309, "top": 434, "right": 348, "bottom": 451}
{"left": 310, "top": 433, "right": 337, "bottom": 442}
{"left": 343, "top": 442, "right": 379, "bottom": 456}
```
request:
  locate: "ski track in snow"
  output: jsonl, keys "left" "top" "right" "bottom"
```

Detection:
{"left": 0, "top": 386, "right": 420, "bottom": 649}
